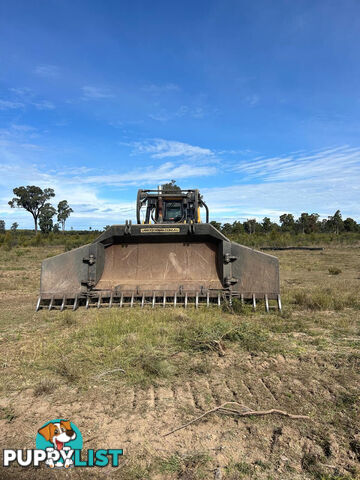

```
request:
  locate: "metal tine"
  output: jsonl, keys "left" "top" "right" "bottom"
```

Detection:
{"left": 217, "top": 292, "right": 221, "bottom": 307}
{"left": 174, "top": 292, "right": 177, "bottom": 307}
{"left": 163, "top": 292, "right": 166, "bottom": 308}
{"left": 36, "top": 296, "right": 42, "bottom": 312}
{"left": 185, "top": 292, "right": 188, "bottom": 308}
{"left": 120, "top": 293, "right": 124, "bottom": 308}
{"left": 48, "top": 296, "right": 54, "bottom": 311}
{"left": 73, "top": 295, "right": 78, "bottom": 311}
{"left": 97, "top": 293, "right": 102, "bottom": 308}
{"left": 265, "top": 294, "right": 269, "bottom": 313}
{"left": 195, "top": 292, "right": 199, "bottom": 308}
{"left": 252, "top": 293, "right": 256, "bottom": 311}
{"left": 60, "top": 295, "right": 66, "bottom": 312}
{"left": 86, "top": 296, "right": 90, "bottom": 309}
{"left": 241, "top": 293, "right": 244, "bottom": 304}
{"left": 141, "top": 293, "right": 145, "bottom": 308}
{"left": 109, "top": 292, "right": 113, "bottom": 308}
{"left": 152, "top": 292, "right": 155, "bottom": 308}
{"left": 206, "top": 291, "right": 209, "bottom": 307}
{"left": 277, "top": 294, "right": 282, "bottom": 312}
{"left": 130, "top": 293, "right": 134, "bottom": 308}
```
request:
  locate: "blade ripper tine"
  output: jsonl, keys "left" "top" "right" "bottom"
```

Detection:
{"left": 174, "top": 292, "right": 177, "bottom": 307}
{"left": 86, "top": 296, "right": 90, "bottom": 309}
{"left": 218, "top": 293, "right": 221, "bottom": 307}
{"left": 141, "top": 293, "right": 145, "bottom": 308}
{"left": 73, "top": 295, "right": 78, "bottom": 311}
{"left": 60, "top": 295, "right": 66, "bottom": 311}
{"left": 265, "top": 294, "right": 269, "bottom": 313}
{"left": 185, "top": 292, "right": 188, "bottom": 309}
{"left": 163, "top": 291, "right": 166, "bottom": 308}
{"left": 152, "top": 292, "right": 155, "bottom": 308}
{"left": 36, "top": 296, "right": 41, "bottom": 312}
{"left": 252, "top": 293, "right": 256, "bottom": 310}
{"left": 195, "top": 292, "right": 199, "bottom": 308}
{"left": 277, "top": 294, "right": 282, "bottom": 312}
{"left": 48, "top": 296, "right": 54, "bottom": 311}
{"left": 206, "top": 292, "right": 209, "bottom": 307}
{"left": 97, "top": 293, "right": 102, "bottom": 308}
{"left": 131, "top": 293, "right": 134, "bottom": 308}
{"left": 120, "top": 293, "right": 124, "bottom": 308}
{"left": 109, "top": 292, "right": 113, "bottom": 308}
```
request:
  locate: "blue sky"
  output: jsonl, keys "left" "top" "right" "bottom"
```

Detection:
{"left": 0, "top": 0, "right": 359, "bottom": 229}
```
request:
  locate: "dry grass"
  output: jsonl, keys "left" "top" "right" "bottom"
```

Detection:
{"left": 0, "top": 245, "right": 359, "bottom": 479}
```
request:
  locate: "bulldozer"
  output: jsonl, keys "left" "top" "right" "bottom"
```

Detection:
{"left": 37, "top": 188, "right": 281, "bottom": 311}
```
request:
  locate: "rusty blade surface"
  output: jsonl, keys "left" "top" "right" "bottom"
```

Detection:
{"left": 96, "top": 242, "right": 223, "bottom": 292}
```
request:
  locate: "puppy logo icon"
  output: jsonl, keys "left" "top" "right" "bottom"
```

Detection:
{"left": 36, "top": 419, "right": 83, "bottom": 468}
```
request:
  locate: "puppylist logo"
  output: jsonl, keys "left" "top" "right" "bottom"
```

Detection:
{"left": 3, "top": 419, "right": 123, "bottom": 469}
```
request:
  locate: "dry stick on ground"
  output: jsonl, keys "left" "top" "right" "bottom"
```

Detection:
{"left": 163, "top": 401, "right": 309, "bottom": 437}
{"left": 93, "top": 368, "right": 125, "bottom": 379}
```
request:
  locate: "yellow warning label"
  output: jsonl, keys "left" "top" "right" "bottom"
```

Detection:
{"left": 140, "top": 227, "right": 180, "bottom": 233}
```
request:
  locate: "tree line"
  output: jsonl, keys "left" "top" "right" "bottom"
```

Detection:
{"left": 1, "top": 184, "right": 359, "bottom": 237}
{"left": 210, "top": 210, "right": 359, "bottom": 236}
{"left": 0, "top": 185, "right": 73, "bottom": 234}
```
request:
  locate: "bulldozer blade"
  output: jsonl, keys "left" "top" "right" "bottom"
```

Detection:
{"left": 38, "top": 224, "right": 281, "bottom": 311}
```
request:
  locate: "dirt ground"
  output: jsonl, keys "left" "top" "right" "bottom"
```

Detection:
{"left": 0, "top": 245, "right": 359, "bottom": 479}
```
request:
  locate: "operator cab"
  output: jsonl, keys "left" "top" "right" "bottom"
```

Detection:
{"left": 163, "top": 201, "right": 183, "bottom": 222}
{"left": 136, "top": 188, "right": 209, "bottom": 224}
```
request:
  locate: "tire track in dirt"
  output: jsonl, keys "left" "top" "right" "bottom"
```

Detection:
{"left": 225, "top": 379, "right": 239, "bottom": 401}
{"left": 147, "top": 385, "right": 155, "bottom": 409}
{"left": 208, "top": 379, "right": 226, "bottom": 405}
{"left": 174, "top": 381, "right": 196, "bottom": 408}
{"left": 259, "top": 377, "right": 278, "bottom": 404}
{"left": 155, "top": 386, "right": 174, "bottom": 410}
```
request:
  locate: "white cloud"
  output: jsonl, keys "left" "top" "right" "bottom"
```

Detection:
{"left": 205, "top": 146, "right": 360, "bottom": 221}
{"left": 142, "top": 83, "right": 180, "bottom": 93}
{"left": 33, "top": 100, "right": 55, "bottom": 110}
{"left": 1, "top": 88, "right": 55, "bottom": 111}
{"left": 0, "top": 99, "right": 24, "bottom": 110}
{"left": 34, "top": 64, "right": 59, "bottom": 77}
{"left": 1, "top": 139, "right": 359, "bottom": 228}
{"left": 231, "top": 145, "right": 360, "bottom": 184}
{"left": 244, "top": 94, "right": 259, "bottom": 106}
{"left": 81, "top": 86, "right": 114, "bottom": 99}
{"left": 132, "top": 138, "right": 214, "bottom": 158}
{"left": 76, "top": 161, "right": 217, "bottom": 187}
{"left": 148, "top": 105, "right": 206, "bottom": 122}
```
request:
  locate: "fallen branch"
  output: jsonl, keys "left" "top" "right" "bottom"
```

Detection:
{"left": 163, "top": 401, "right": 309, "bottom": 437}
{"left": 93, "top": 368, "right": 125, "bottom": 379}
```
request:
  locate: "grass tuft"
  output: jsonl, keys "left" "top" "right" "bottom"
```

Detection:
{"left": 33, "top": 378, "right": 57, "bottom": 396}
{"left": 328, "top": 267, "right": 342, "bottom": 275}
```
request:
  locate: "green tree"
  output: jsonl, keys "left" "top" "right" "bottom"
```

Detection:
{"left": 221, "top": 223, "right": 233, "bottom": 235}
{"left": 39, "top": 203, "right": 57, "bottom": 233}
{"left": 57, "top": 200, "right": 73, "bottom": 232}
{"left": 103, "top": 225, "right": 111, "bottom": 231}
{"left": 296, "top": 213, "right": 319, "bottom": 234}
{"left": 343, "top": 217, "right": 358, "bottom": 232}
{"left": 10, "top": 222, "right": 18, "bottom": 232}
{"left": 243, "top": 219, "right": 257, "bottom": 234}
{"left": 262, "top": 217, "right": 273, "bottom": 233}
{"left": 210, "top": 220, "right": 221, "bottom": 231}
{"left": 0, "top": 220, "right": 5, "bottom": 233}
{"left": 279, "top": 213, "right": 295, "bottom": 232}
{"left": 327, "top": 210, "right": 344, "bottom": 234}
{"left": 8, "top": 186, "right": 55, "bottom": 233}
{"left": 161, "top": 180, "right": 181, "bottom": 192}
{"left": 232, "top": 221, "right": 244, "bottom": 234}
